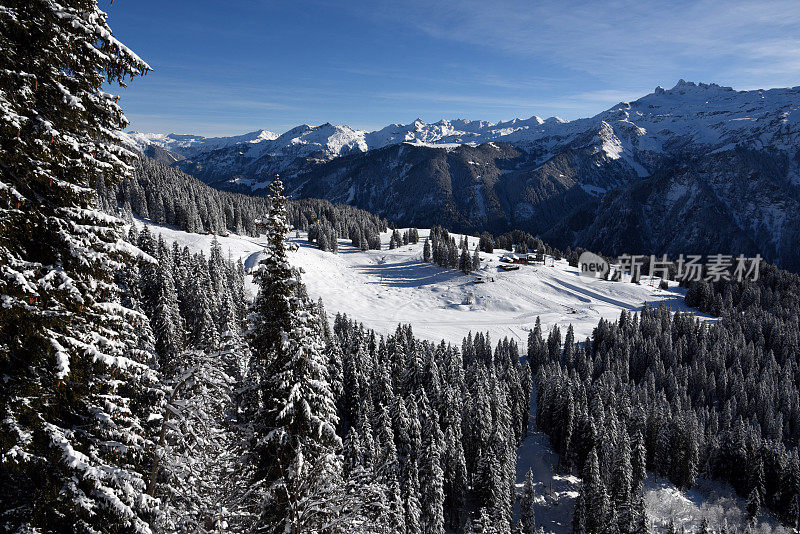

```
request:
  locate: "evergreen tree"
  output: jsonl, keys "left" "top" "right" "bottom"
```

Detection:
{"left": 583, "top": 449, "right": 610, "bottom": 534}
{"left": 0, "top": 2, "right": 163, "bottom": 530}
{"left": 747, "top": 487, "right": 761, "bottom": 523}
{"left": 443, "top": 421, "right": 469, "bottom": 531}
{"left": 573, "top": 491, "right": 588, "bottom": 534}
{"left": 520, "top": 468, "right": 537, "bottom": 534}
{"left": 247, "top": 177, "right": 343, "bottom": 533}
{"left": 148, "top": 240, "right": 185, "bottom": 364}
{"left": 460, "top": 246, "right": 472, "bottom": 274}
{"left": 479, "top": 232, "right": 494, "bottom": 253}
{"left": 611, "top": 435, "right": 634, "bottom": 533}
{"left": 632, "top": 432, "right": 647, "bottom": 492}
{"left": 633, "top": 495, "right": 650, "bottom": 534}
{"left": 527, "top": 318, "right": 547, "bottom": 373}
{"left": 156, "top": 348, "right": 237, "bottom": 532}
{"left": 405, "top": 463, "right": 423, "bottom": 534}
{"left": 419, "top": 407, "right": 445, "bottom": 534}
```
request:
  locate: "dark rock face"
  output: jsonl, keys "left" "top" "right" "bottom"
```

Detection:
{"left": 546, "top": 149, "right": 800, "bottom": 272}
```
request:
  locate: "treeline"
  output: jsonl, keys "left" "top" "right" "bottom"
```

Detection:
{"left": 685, "top": 261, "right": 800, "bottom": 318}
{"left": 532, "top": 304, "right": 800, "bottom": 532}
{"left": 100, "top": 156, "right": 391, "bottom": 254}
{"left": 389, "top": 227, "right": 419, "bottom": 249}
{"left": 493, "top": 229, "right": 546, "bottom": 256}
{"left": 424, "top": 226, "right": 481, "bottom": 273}
{"left": 475, "top": 228, "right": 556, "bottom": 258}
{"left": 288, "top": 198, "right": 388, "bottom": 253}
{"left": 100, "top": 156, "right": 268, "bottom": 236}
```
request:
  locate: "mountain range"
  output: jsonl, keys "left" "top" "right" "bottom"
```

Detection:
{"left": 125, "top": 80, "right": 800, "bottom": 271}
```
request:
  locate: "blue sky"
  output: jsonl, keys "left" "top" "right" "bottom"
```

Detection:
{"left": 107, "top": 0, "right": 800, "bottom": 136}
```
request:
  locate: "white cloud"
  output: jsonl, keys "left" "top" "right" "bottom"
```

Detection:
{"left": 366, "top": 0, "right": 800, "bottom": 87}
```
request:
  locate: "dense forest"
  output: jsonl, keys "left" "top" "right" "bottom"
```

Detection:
{"left": 102, "top": 155, "right": 390, "bottom": 254}
{"left": 3, "top": 2, "right": 800, "bottom": 532}
{"left": 112, "top": 189, "right": 534, "bottom": 532}
{"left": 533, "top": 300, "right": 800, "bottom": 532}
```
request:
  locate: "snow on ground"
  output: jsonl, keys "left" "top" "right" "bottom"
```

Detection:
{"left": 644, "top": 478, "right": 791, "bottom": 534}
{"left": 284, "top": 228, "right": 701, "bottom": 346}
{"left": 133, "top": 218, "right": 264, "bottom": 261}
{"left": 515, "top": 385, "right": 580, "bottom": 533}
{"left": 135, "top": 219, "right": 784, "bottom": 533}
{"left": 134, "top": 220, "right": 698, "bottom": 347}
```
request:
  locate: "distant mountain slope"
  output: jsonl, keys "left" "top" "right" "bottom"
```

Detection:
{"left": 126, "top": 80, "right": 800, "bottom": 182}
{"left": 546, "top": 147, "right": 800, "bottom": 271}
{"left": 126, "top": 80, "right": 800, "bottom": 270}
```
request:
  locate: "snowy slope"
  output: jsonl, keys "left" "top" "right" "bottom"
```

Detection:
{"left": 285, "top": 229, "right": 700, "bottom": 344}
{"left": 133, "top": 218, "right": 698, "bottom": 345}
{"left": 132, "top": 219, "right": 789, "bottom": 533}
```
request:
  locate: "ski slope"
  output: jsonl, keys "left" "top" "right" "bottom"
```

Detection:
{"left": 135, "top": 220, "right": 701, "bottom": 346}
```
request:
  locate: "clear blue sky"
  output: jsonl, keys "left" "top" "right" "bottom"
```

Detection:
{"left": 106, "top": 0, "right": 800, "bottom": 136}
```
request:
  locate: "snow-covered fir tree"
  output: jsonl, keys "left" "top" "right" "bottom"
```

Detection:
{"left": 0, "top": 1, "right": 165, "bottom": 530}
{"left": 247, "top": 177, "right": 345, "bottom": 533}
{"left": 116, "top": 226, "right": 252, "bottom": 532}
{"left": 520, "top": 468, "right": 537, "bottom": 534}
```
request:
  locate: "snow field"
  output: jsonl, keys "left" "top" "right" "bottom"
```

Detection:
{"left": 285, "top": 228, "right": 699, "bottom": 347}
{"left": 137, "top": 220, "right": 696, "bottom": 348}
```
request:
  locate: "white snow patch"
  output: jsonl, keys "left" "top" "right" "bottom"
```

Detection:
{"left": 133, "top": 220, "right": 702, "bottom": 346}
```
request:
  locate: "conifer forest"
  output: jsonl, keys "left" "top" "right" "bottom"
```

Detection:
{"left": 3, "top": 2, "right": 800, "bottom": 533}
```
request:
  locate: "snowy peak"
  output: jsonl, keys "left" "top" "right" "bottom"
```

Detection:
{"left": 130, "top": 80, "right": 800, "bottom": 160}
{"left": 598, "top": 80, "right": 800, "bottom": 152}
{"left": 132, "top": 81, "right": 800, "bottom": 192}
{"left": 269, "top": 122, "right": 368, "bottom": 156}
{"left": 123, "top": 129, "right": 279, "bottom": 156}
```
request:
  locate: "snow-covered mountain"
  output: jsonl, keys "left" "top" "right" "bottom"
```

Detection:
{"left": 128, "top": 80, "right": 800, "bottom": 270}
{"left": 126, "top": 128, "right": 279, "bottom": 157}
{"left": 127, "top": 80, "right": 800, "bottom": 175}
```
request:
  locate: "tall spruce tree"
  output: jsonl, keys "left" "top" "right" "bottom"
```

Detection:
{"left": 520, "top": 468, "right": 537, "bottom": 534}
{"left": 420, "top": 406, "right": 446, "bottom": 534}
{"left": 0, "top": 2, "right": 164, "bottom": 531}
{"left": 247, "top": 177, "right": 343, "bottom": 533}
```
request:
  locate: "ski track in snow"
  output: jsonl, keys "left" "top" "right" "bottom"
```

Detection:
{"left": 283, "top": 229, "right": 702, "bottom": 346}
{"left": 133, "top": 219, "right": 789, "bottom": 533}
{"left": 139, "top": 220, "right": 697, "bottom": 348}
